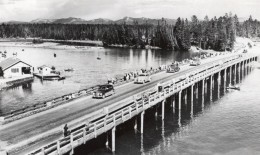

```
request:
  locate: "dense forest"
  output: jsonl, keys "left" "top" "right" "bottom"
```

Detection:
{"left": 0, "top": 13, "right": 260, "bottom": 51}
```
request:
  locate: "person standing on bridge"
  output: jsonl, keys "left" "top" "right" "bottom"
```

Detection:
{"left": 63, "top": 124, "right": 70, "bottom": 137}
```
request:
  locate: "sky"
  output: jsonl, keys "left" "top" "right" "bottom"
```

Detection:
{"left": 0, "top": 0, "right": 259, "bottom": 22}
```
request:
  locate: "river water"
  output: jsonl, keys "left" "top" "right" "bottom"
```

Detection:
{"left": 73, "top": 61, "right": 260, "bottom": 155}
{"left": 0, "top": 45, "right": 197, "bottom": 115}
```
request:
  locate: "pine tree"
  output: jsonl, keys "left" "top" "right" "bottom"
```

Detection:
{"left": 183, "top": 19, "right": 191, "bottom": 50}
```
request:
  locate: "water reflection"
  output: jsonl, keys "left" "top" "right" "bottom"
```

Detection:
{"left": 0, "top": 46, "right": 201, "bottom": 115}
{"left": 1, "top": 44, "right": 208, "bottom": 114}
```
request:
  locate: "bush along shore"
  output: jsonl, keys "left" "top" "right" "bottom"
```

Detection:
{"left": 0, "top": 13, "right": 259, "bottom": 51}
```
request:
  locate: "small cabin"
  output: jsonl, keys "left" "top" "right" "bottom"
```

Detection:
{"left": 38, "top": 65, "right": 53, "bottom": 75}
{"left": 0, "top": 57, "right": 32, "bottom": 78}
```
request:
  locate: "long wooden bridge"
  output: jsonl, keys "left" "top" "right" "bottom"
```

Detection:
{"left": 0, "top": 50, "right": 258, "bottom": 155}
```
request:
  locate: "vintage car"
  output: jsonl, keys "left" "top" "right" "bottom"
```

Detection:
{"left": 167, "top": 64, "right": 180, "bottom": 73}
{"left": 190, "top": 58, "right": 201, "bottom": 66}
{"left": 135, "top": 73, "right": 151, "bottom": 84}
{"left": 92, "top": 84, "right": 115, "bottom": 99}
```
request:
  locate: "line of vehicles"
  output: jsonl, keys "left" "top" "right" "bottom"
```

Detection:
{"left": 92, "top": 57, "right": 202, "bottom": 99}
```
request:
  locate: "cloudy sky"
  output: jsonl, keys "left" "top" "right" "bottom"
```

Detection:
{"left": 0, "top": 0, "right": 259, "bottom": 22}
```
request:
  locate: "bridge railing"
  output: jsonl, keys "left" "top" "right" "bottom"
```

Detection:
{"left": 27, "top": 54, "right": 256, "bottom": 155}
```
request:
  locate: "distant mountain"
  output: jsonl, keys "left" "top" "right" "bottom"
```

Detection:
{"left": 1, "top": 20, "right": 28, "bottom": 24}
{"left": 52, "top": 17, "right": 86, "bottom": 24}
{"left": 115, "top": 17, "right": 177, "bottom": 25}
{"left": 31, "top": 18, "right": 57, "bottom": 23}
{"left": 3, "top": 17, "right": 176, "bottom": 25}
{"left": 86, "top": 18, "right": 113, "bottom": 24}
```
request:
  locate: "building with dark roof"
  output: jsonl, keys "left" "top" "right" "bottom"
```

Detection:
{"left": 0, "top": 57, "right": 32, "bottom": 78}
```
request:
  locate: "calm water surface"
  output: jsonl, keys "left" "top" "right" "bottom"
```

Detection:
{"left": 0, "top": 45, "right": 196, "bottom": 115}
{"left": 73, "top": 64, "right": 260, "bottom": 155}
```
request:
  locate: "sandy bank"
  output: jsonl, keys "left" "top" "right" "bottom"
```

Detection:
{"left": 189, "top": 37, "right": 255, "bottom": 54}
{"left": 0, "top": 41, "right": 104, "bottom": 51}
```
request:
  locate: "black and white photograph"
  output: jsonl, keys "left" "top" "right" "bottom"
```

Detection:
{"left": 0, "top": 0, "right": 259, "bottom": 154}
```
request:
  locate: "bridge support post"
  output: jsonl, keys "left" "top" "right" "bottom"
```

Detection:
{"left": 196, "top": 83, "right": 198, "bottom": 99}
{"left": 244, "top": 61, "right": 246, "bottom": 76}
{"left": 141, "top": 111, "right": 144, "bottom": 134}
{"left": 244, "top": 60, "right": 247, "bottom": 76}
{"left": 234, "top": 64, "right": 237, "bottom": 84}
{"left": 191, "top": 84, "right": 194, "bottom": 116}
{"left": 134, "top": 118, "right": 137, "bottom": 130}
{"left": 210, "top": 75, "right": 213, "bottom": 101}
{"left": 248, "top": 60, "right": 250, "bottom": 74}
{"left": 212, "top": 75, "right": 214, "bottom": 89}
{"left": 162, "top": 100, "right": 165, "bottom": 120}
{"left": 178, "top": 91, "right": 182, "bottom": 110}
{"left": 245, "top": 60, "right": 246, "bottom": 75}
{"left": 172, "top": 95, "right": 175, "bottom": 113}
{"left": 245, "top": 60, "right": 248, "bottom": 75}
{"left": 250, "top": 60, "right": 253, "bottom": 72}
{"left": 202, "top": 79, "right": 205, "bottom": 107}
{"left": 244, "top": 61, "right": 246, "bottom": 77}
{"left": 241, "top": 62, "right": 244, "bottom": 80}
{"left": 178, "top": 107, "right": 181, "bottom": 127}
{"left": 230, "top": 66, "right": 232, "bottom": 85}
{"left": 238, "top": 63, "right": 241, "bottom": 83}
{"left": 191, "top": 84, "right": 194, "bottom": 104}
{"left": 205, "top": 79, "right": 207, "bottom": 94}
{"left": 224, "top": 69, "right": 227, "bottom": 92}
{"left": 112, "top": 126, "right": 116, "bottom": 152}
{"left": 184, "top": 90, "right": 187, "bottom": 105}
{"left": 247, "top": 61, "right": 249, "bottom": 74}
{"left": 218, "top": 72, "right": 221, "bottom": 98}
{"left": 249, "top": 60, "right": 251, "bottom": 73}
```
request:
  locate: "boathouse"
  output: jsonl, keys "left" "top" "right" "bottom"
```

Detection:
{"left": 0, "top": 57, "right": 32, "bottom": 78}
{"left": 37, "top": 65, "right": 53, "bottom": 75}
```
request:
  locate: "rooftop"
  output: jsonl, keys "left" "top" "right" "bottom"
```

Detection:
{"left": 0, "top": 57, "right": 31, "bottom": 71}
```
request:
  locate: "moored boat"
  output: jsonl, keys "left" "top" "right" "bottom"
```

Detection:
{"left": 64, "top": 68, "right": 74, "bottom": 72}
{"left": 33, "top": 65, "right": 61, "bottom": 80}
{"left": 226, "top": 84, "right": 240, "bottom": 90}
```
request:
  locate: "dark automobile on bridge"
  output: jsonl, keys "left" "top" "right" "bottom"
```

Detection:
{"left": 167, "top": 64, "right": 180, "bottom": 73}
{"left": 93, "top": 84, "right": 115, "bottom": 99}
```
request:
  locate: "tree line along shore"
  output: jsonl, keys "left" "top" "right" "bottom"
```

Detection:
{"left": 0, "top": 13, "right": 259, "bottom": 51}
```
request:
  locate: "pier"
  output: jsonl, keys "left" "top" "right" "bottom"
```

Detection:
{"left": 0, "top": 52, "right": 258, "bottom": 155}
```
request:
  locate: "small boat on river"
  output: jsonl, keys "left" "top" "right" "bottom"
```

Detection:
{"left": 226, "top": 84, "right": 240, "bottom": 90}
{"left": 64, "top": 68, "right": 74, "bottom": 72}
{"left": 58, "top": 76, "right": 66, "bottom": 81}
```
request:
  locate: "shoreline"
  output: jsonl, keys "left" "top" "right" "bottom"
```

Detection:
{"left": 0, "top": 40, "right": 162, "bottom": 51}
{"left": 0, "top": 41, "right": 104, "bottom": 51}
{"left": 0, "top": 36, "right": 256, "bottom": 52}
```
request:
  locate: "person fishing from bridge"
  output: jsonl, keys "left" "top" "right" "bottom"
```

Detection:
{"left": 63, "top": 124, "right": 70, "bottom": 137}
